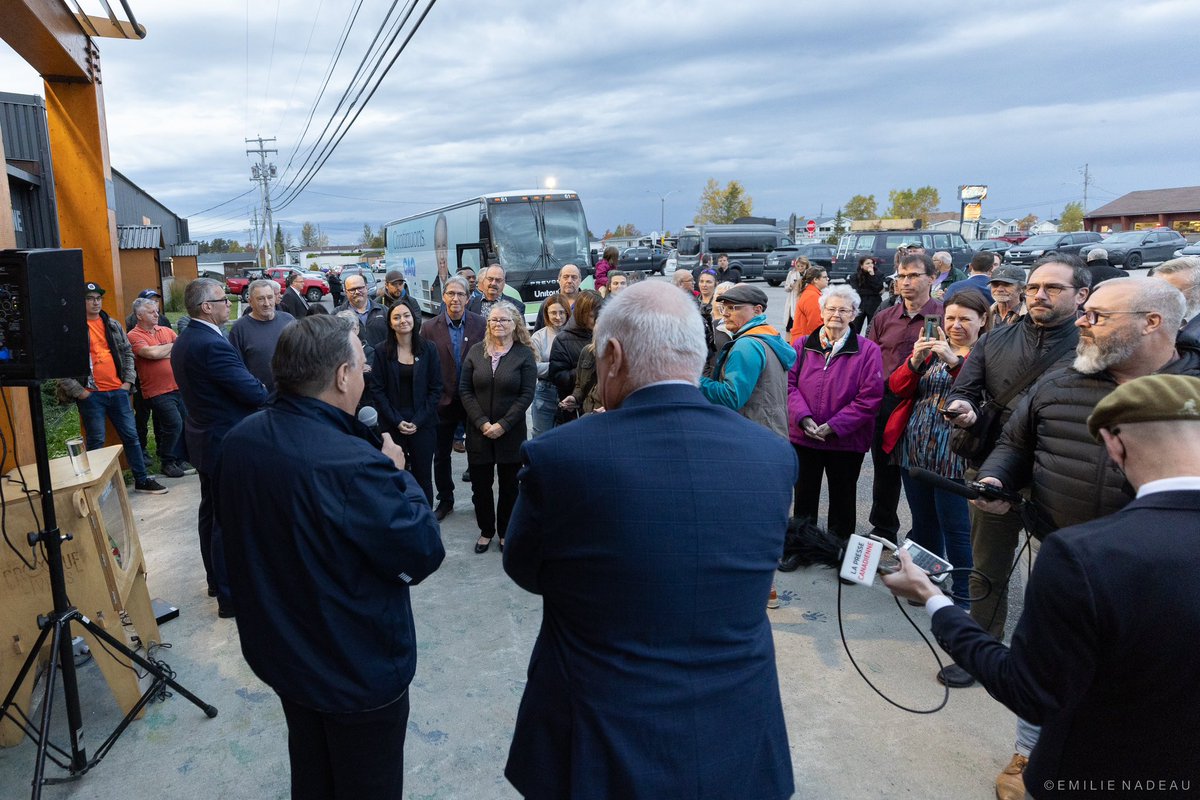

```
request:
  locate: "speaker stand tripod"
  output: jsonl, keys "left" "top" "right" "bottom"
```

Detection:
{"left": 0, "top": 382, "right": 217, "bottom": 799}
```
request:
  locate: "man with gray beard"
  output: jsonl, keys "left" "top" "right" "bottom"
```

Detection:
{"left": 969, "top": 277, "right": 1200, "bottom": 799}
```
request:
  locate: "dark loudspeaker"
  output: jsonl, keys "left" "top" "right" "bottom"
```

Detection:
{"left": 0, "top": 249, "right": 89, "bottom": 380}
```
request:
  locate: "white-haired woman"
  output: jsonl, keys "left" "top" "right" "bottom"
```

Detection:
{"left": 785, "top": 284, "right": 884, "bottom": 540}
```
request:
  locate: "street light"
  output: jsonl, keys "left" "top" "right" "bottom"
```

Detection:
{"left": 543, "top": 176, "right": 558, "bottom": 190}
{"left": 648, "top": 189, "right": 679, "bottom": 239}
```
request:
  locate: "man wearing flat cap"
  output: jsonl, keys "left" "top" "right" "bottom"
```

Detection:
{"left": 699, "top": 283, "right": 797, "bottom": 439}
{"left": 882, "top": 374, "right": 1200, "bottom": 798}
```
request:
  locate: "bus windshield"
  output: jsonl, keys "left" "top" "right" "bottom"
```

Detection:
{"left": 541, "top": 199, "right": 591, "bottom": 267}
{"left": 489, "top": 202, "right": 543, "bottom": 267}
{"left": 678, "top": 233, "right": 702, "bottom": 256}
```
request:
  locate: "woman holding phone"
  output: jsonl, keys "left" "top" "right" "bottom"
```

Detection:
{"left": 883, "top": 289, "right": 990, "bottom": 609}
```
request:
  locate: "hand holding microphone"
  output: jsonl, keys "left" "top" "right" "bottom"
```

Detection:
{"left": 879, "top": 549, "right": 941, "bottom": 605}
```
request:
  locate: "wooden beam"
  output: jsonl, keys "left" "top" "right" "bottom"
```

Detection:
{"left": 0, "top": 0, "right": 93, "bottom": 82}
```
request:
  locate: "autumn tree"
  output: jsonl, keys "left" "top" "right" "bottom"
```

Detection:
{"left": 274, "top": 224, "right": 286, "bottom": 263}
{"left": 611, "top": 223, "right": 643, "bottom": 238}
{"left": 884, "top": 186, "right": 940, "bottom": 222}
{"left": 844, "top": 194, "right": 877, "bottom": 220}
{"left": 1017, "top": 213, "right": 1039, "bottom": 231}
{"left": 1059, "top": 202, "right": 1084, "bottom": 232}
{"left": 694, "top": 179, "right": 754, "bottom": 224}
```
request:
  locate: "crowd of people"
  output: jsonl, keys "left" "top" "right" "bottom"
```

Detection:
{"left": 66, "top": 245, "right": 1200, "bottom": 798}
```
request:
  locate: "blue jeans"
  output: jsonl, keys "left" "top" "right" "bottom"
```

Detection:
{"left": 77, "top": 389, "right": 149, "bottom": 481}
{"left": 901, "top": 469, "right": 973, "bottom": 607}
{"left": 531, "top": 380, "right": 558, "bottom": 438}
{"left": 147, "top": 391, "right": 188, "bottom": 466}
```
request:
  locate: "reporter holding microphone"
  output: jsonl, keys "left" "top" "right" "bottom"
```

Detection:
{"left": 881, "top": 374, "right": 1200, "bottom": 800}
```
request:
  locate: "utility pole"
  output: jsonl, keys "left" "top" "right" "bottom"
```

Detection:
{"left": 246, "top": 135, "right": 278, "bottom": 268}
{"left": 250, "top": 207, "right": 260, "bottom": 264}
{"left": 1081, "top": 163, "right": 1092, "bottom": 215}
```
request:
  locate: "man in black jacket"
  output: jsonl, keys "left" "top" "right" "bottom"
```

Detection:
{"left": 944, "top": 257, "right": 1088, "bottom": 644}
{"left": 967, "top": 277, "right": 1198, "bottom": 800}
{"left": 882, "top": 373, "right": 1200, "bottom": 800}
{"left": 218, "top": 315, "right": 444, "bottom": 800}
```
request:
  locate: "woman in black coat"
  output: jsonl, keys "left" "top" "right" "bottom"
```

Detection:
{"left": 368, "top": 302, "right": 442, "bottom": 504}
{"left": 459, "top": 303, "right": 537, "bottom": 553}
{"left": 547, "top": 290, "right": 602, "bottom": 424}
{"left": 848, "top": 256, "right": 887, "bottom": 334}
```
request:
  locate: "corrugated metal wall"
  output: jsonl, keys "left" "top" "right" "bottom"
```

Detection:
{"left": 1, "top": 91, "right": 60, "bottom": 248}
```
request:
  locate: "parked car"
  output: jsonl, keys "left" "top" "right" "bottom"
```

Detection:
{"left": 663, "top": 249, "right": 678, "bottom": 275}
{"left": 226, "top": 267, "right": 330, "bottom": 303}
{"left": 971, "top": 239, "right": 1012, "bottom": 254}
{"left": 339, "top": 267, "right": 379, "bottom": 297}
{"left": 1003, "top": 231, "right": 1103, "bottom": 267}
{"left": 762, "top": 243, "right": 838, "bottom": 286}
{"left": 835, "top": 230, "right": 975, "bottom": 272}
{"left": 1083, "top": 230, "right": 1187, "bottom": 268}
{"left": 1173, "top": 241, "right": 1200, "bottom": 259}
{"left": 620, "top": 246, "right": 670, "bottom": 275}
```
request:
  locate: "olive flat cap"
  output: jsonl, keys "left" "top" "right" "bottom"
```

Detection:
{"left": 1087, "top": 374, "right": 1200, "bottom": 440}
{"left": 718, "top": 284, "right": 769, "bottom": 309}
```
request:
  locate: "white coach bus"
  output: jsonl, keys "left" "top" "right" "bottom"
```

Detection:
{"left": 383, "top": 190, "right": 593, "bottom": 320}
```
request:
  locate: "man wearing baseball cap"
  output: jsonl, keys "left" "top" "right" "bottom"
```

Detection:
{"left": 57, "top": 282, "right": 169, "bottom": 494}
{"left": 882, "top": 374, "right": 1200, "bottom": 797}
{"left": 986, "top": 265, "right": 1028, "bottom": 328}
{"left": 125, "top": 288, "right": 175, "bottom": 332}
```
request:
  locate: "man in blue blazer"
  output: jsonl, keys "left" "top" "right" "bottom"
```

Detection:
{"left": 883, "top": 374, "right": 1200, "bottom": 798}
{"left": 503, "top": 282, "right": 797, "bottom": 800}
{"left": 171, "top": 278, "right": 268, "bottom": 617}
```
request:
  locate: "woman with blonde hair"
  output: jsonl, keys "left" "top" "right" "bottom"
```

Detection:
{"left": 459, "top": 303, "right": 537, "bottom": 553}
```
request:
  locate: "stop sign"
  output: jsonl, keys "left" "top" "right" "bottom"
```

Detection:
{"left": 806, "top": 219, "right": 816, "bottom": 235}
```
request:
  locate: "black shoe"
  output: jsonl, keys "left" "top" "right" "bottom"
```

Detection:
{"left": 217, "top": 605, "right": 236, "bottom": 619}
{"left": 162, "top": 462, "right": 186, "bottom": 479}
{"left": 461, "top": 469, "right": 471, "bottom": 483}
{"left": 207, "top": 585, "right": 218, "bottom": 598}
{"left": 134, "top": 478, "right": 169, "bottom": 494}
{"left": 434, "top": 503, "right": 453, "bottom": 521}
{"left": 778, "top": 552, "right": 802, "bottom": 572}
{"left": 937, "top": 663, "right": 976, "bottom": 688}
{"left": 474, "top": 538, "right": 491, "bottom": 554}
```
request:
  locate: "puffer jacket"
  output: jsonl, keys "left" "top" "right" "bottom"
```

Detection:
{"left": 946, "top": 314, "right": 1080, "bottom": 434}
{"left": 979, "top": 344, "right": 1200, "bottom": 538}
{"left": 547, "top": 316, "right": 592, "bottom": 400}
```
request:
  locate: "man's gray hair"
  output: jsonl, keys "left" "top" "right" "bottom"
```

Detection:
{"left": 1153, "top": 257, "right": 1200, "bottom": 318}
{"left": 1127, "top": 277, "right": 1186, "bottom": 332}
{"left": 184, "top": 278, "right": 224, "bottom": 314}
{"left": 248, "top": 278, "right": 276, "bottom": 296}
{"left": 932, "top": 251, "right": 952, "bottom": 267}
{"left": 334, "top": 309, "right": 361, "bottom": 333}
{"left": 672, "top": 270, "right": 694, "bottom": 287}
{"left": 482, "top": 263, "right": 506, "bottom": 278}
{"left": 594, "top": 281, "right": 707, "bottom": 389}
{"left": 818, "top": 283, "right": 862, "bottom": 312}
{"left": 131, "top": 297, "right": 158, "bottom": 316}
{"left": 272, "top": 315, "right": 360, "bottom": 397}
{"left": 442, "top": 275, "right": 470, "bottom": 295}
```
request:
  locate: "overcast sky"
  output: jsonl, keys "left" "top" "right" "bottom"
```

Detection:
{"left": 3, "top": 0, "right": 1199, "bottom": 245}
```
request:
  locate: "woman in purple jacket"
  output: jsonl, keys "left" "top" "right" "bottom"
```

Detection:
{"left": 787, "top": 284, "right": 884, "bottom": 539}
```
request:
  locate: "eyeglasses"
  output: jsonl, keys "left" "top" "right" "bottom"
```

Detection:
{"left": 1023, "top": 283, "right": 1076, "bottom": 298}
{"left": 1079, "top": 309, "right": 1151, "bottom": 326}
{"left": 719, "top": 302, "right": 745, "bottom": 311}
{"left": 347, "top": 286, "right": 368, "bottom": 293}
{"left": 895, "top": 272, "right": 926, "bottom": 282}
{"left": 823, "top": 307, "right": 855, "bottom": 316}
{"left": 203, "top": 296, "right": 231, "bottom": 305}
{"left": 443, "top": 291, "right": 467, "bottom": 299}
{"left": 489, "top": 318, "right": 515, "bottom": 325}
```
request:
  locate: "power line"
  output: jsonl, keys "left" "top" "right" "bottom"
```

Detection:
{"left": 275, "top": 0, "right": 440, "bottom": 211}
{"left": 275, "top": 0, "right": 413, "bottom": 198}
{"left": 184, "top": 189, "right": 256, "bottom": 218}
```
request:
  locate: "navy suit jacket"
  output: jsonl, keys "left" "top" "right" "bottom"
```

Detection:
{"left": 502, "top": 382, "right": 798, "bottom": 800}
{"left": 171, "top": 321, "right": 268, "bottom": 474}
{"left": 932, "top": 491, "right": 1200, "bottom": 797}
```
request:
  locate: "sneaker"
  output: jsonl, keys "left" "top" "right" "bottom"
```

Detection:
{"left": 995, "top": 753, "right": 1028, "bottom": 800}
{"left": 767, "top": 587, "right": 780, "bottom": 609}
{"left": 177, "top": 461, "right": 198, "bottom": 475}
{"left": 134, "top": 478, "right": 169, "bottom": 494}
{"left": 161, "top": 462, "right": 186, "bottom": 479}
{"left": 452, "top": 440, "right": 466, "bottom": 453}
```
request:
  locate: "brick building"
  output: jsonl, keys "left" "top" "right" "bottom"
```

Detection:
{"left": 1085, "top": 186, "right": 1200, "bottom": 235}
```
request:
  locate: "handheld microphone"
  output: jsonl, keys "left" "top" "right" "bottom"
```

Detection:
{"left": 907, "top": 467, "right": 1023, "bottom": 505}
{"left": 357, "top": 406, "right": 384, "bottom": 447}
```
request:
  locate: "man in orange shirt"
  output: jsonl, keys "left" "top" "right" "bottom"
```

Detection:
{"left": 127, "top": 296, "right": 194, "bottom": 479}
{"left": 58, "top": 282, "right": 168, "bottom": 494}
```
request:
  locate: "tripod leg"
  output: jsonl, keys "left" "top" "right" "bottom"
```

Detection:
{"left": 0, "top": 621, "right": 54, "bottom": 723}
{"left": 76, "top": 615, "right": 218, "bottom": 718}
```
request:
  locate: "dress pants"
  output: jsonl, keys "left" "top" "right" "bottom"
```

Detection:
{"left": 469, "top": 461, "right": 521, "bottom": 539}
{"left": 280, "top": 691, "right": 410, "bottom": 800}
{"left": 963, "top": 468, "right": 1030, "bottom": 639}
{"left": 792, "top": 444, "right": 865, "bottom": 539}
{"left": 198, "top": 471, "right": 232, "bottom": 609}
{"left": 394, "top": 411, "right": 436, "bottom": 506}
{"left": 867, "top": 392, "right": 903, "bottom": 536}
{"left": 433, "top": 398, "right": 468, "bottom": 507}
